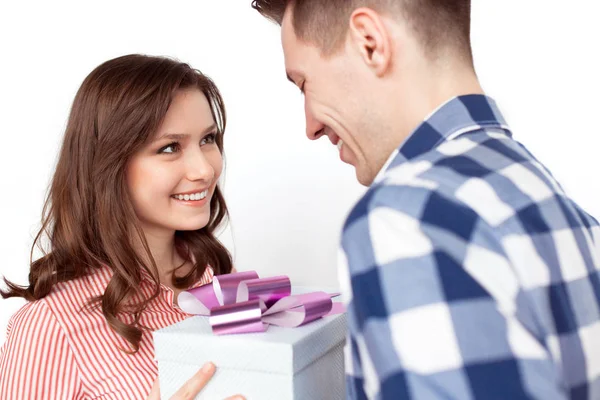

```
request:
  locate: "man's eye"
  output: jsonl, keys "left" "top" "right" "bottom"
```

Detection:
{"left": 158, "top": 142, "right": 180, "bottom": 154}
{"left": 201, "top": 133, "right": 217, "bottom": 146}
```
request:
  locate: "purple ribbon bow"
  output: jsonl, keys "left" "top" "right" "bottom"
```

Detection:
{"left": 177, "top": 271, "right": 345, "bottom": 335}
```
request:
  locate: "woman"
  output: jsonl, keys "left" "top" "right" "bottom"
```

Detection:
{"left": 0, "top": 54, "right": 242, "bottom": 399}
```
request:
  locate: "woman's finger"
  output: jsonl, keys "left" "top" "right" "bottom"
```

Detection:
{"left": 146, "top": 376, "right": 161, "bottom": 400}
{"left": 171, "top": 362, "right": 216, "bottom": 400}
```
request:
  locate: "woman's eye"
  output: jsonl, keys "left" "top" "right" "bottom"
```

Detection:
{"left": 158, "top": 142, "right": 180, "bottom": 154}
{"left": 200, "top": 133, "right": 217, "bottom": 146}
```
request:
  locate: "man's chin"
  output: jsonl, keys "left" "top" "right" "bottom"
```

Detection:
{"left": 355, "top": 167, "right": 376, "bottom": 187}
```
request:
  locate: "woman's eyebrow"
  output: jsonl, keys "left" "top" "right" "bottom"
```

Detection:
{"left": 155, "top": 133, "right": 188, "bottom": 141}
{"left": 154, "top": 124, "right": 217, "bottom": 142}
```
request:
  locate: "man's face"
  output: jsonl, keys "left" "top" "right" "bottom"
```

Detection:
{"left": 281, "top": 9, "right": 383, "bottom": 186}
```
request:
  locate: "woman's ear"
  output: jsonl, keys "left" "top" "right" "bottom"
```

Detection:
{"left": 348, "top": 8, "right": 393, "bottom": 77}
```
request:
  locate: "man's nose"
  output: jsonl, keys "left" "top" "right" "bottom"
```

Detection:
{"left": 305, "top": 101, "right": 325, "bottom": 141}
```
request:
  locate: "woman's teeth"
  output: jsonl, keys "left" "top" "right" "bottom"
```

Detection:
{"left": 172, "top": 190, "right": 208, "bottom": 201}
{"left": 337, "top": 140, "right": 343, "bottom": 151}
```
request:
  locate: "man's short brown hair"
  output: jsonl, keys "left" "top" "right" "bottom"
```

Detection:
{"left": 251, "top": 0, "right": 472, "bottom": 59}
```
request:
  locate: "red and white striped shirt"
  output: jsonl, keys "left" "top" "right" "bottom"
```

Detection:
{"left": 0, "top": 265, "right": 214, "bottom": 399}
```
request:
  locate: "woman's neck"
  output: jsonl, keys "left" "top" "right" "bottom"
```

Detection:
{"left": 133, "top": 228, "right": 183, "bottom": 286}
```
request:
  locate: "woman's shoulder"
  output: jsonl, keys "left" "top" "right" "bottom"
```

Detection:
{"left": 47, "top": 266, "right": 111, "bottom": 305}
{"left": 1, "top": 296, "right": 84, "bottom": 398}
{"left": 22, "top": 266, "right": 113, "bottom": 334}
{"left": 5, "top": 297, "right": 60, "bottom": 338}
{"left": 4, "top": 271, "right": 106, "bottom": 337}
{"left": 3, "top": 297, "right": 71, "bottom": 361}
{"left": 6, "top": 265, "right": 109, "bottom": 315}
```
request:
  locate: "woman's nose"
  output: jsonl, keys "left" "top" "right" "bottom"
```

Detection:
{"left": 185, "top": 150, "right": 214, "bottom": 183}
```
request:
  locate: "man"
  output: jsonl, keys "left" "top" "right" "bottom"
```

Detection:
{"left": 251, "top": 1, "right": 600, "bottom": 399}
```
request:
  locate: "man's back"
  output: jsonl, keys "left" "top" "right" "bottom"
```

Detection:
{"left": 341, "top": 95, "right": 600, "bottom": 399}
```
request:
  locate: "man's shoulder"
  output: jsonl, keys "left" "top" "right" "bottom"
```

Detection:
{"left": 343, "top": 136, "right": 497, "bottom": 232}
{"left": 352, "top": 129, "right": 599, "bottom": 236}
{"left": 367, "top": 131, "right": 570, "bottom": 227}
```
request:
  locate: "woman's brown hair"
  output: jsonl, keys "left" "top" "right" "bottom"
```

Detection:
{"left": 1, "top": 54, "right": 233, "bottom": 352}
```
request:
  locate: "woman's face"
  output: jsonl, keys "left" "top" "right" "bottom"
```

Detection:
{"left": 126, "top": 89, "right": 223, "bottom": 237}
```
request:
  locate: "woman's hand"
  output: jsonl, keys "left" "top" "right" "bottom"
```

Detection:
{"left": 147, "top": 362, "right": 244, "bottom": 400}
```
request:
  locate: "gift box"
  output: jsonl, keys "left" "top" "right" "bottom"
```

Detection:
{"left": 153, "top": 281, "right": 347, "bottom": 400}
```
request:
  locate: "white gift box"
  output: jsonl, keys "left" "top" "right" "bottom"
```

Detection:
{"left": 153, "top": 288, "right": 347, "bottom": 400}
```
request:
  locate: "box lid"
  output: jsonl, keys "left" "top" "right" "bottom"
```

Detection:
{"left": 153, "top": 286, "right": 347, "bottom": 375}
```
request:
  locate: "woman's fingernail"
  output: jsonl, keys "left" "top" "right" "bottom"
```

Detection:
{"left": 201, "top": 362, "right": 215, "bottom": 374}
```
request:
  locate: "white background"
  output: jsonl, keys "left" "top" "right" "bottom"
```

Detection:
{"left": 1, "top": 1, "right": 599, "bottom": 348}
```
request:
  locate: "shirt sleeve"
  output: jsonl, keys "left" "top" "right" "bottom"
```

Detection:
{"left": 0, "top": 300, "right": 83, "bottom": 399}
{"left": 340, "top": 185, "right": 566, "bottom": 400}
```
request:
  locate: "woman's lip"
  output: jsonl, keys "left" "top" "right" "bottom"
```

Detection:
{"left": 172, "top": 190, "right": 209, "bottom": 196}
{"left": 171, "top": 195, "right": 209, "bottom": 206}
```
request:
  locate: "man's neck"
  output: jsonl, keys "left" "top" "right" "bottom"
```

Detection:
{"left": 367, "top": 61, "right": 484, "bottom": 185}
{"left": 393, "top": 63, "right": 484, "bottom": 151}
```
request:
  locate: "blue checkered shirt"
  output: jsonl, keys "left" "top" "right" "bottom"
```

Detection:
{"left": 340, "top": 95, "right": 600, "bottom": 399}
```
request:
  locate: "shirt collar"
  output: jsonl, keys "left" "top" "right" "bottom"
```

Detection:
{"left": 374, "top": 94, "right": 511, "bottom": 184}
{"left": 139, "top": 267, "right": 208, "bottom": 289}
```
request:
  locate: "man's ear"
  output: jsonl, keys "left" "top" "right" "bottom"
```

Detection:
{"left": 348, "top": 8, "right": 393, "bottom": 76}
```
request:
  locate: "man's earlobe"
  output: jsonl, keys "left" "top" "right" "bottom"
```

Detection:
{"left": 349, "top": 8, "right": 392, "bottom": 77}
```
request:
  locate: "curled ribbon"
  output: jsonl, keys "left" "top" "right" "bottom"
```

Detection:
{"left": 178, "top": 271, "right": 345, "bottom": 335}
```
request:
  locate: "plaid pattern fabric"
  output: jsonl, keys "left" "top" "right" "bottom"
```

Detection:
{"left": 339, "top": 95, "right": 600, "bottom": 399}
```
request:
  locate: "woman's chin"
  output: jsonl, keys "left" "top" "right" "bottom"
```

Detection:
{"left": 172, "top": 217, "right": 210, "bottom": 232}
